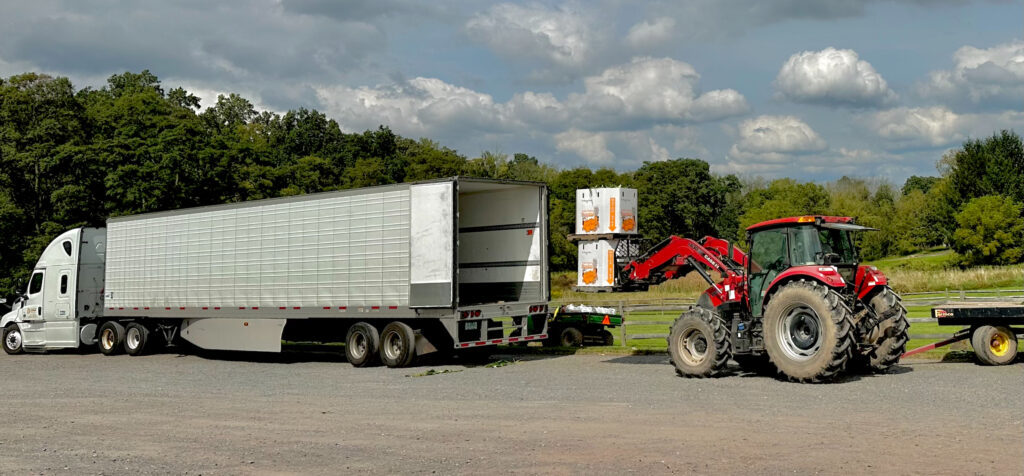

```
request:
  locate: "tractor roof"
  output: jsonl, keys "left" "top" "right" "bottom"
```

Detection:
{"left": 746, "top": 215, "right": 854, "bottom": 232}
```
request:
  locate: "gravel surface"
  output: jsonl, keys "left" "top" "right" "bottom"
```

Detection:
{"left": 0, "top": 349, "right": 1021, "bottom": 475}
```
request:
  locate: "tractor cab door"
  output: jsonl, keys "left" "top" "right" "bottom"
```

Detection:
{"left": 747, "top": 229, "right": 789, "bottom": 317}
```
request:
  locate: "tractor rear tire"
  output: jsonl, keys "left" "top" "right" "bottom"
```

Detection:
{"left": 668, "top": 307, "right": 731, "bottom": 378}
{"left": 971, "top": 326, "right": 1018, "bottom": 365}
{"left": 854, "top": 287, "right": 909, "bottom": 372}
{"left": 763, "top": 280, "right": 853, "bottom": 383}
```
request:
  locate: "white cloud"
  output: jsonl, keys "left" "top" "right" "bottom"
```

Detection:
{"left": 866, "top": 107, "right": 964, "bottom": 147}
{"left": 775, "top": 47, "right": 896, "bottom": 107}
{"left": 570, "top": 57, "right": 748, "bottom": 126}
{"left": 728, "top": 115, "right": 827, "bottom": 163}
{"left": 316, "top": 77, "right": 509, "bottom": 137}
{"left": 465, "top": 3, "right": 596, "bottom": 71}
{"left": 626, "top": 17, "right": 676, "bottom": 48}
{"left": 916, "top": 40, "right": 1024, "bottom": 109}
{"left": 554, "top": 129, "right": 614, "bottom": 163}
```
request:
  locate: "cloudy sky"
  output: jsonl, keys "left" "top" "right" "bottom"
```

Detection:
{"left": 1, "top": 0, "right": 1021, "bottom": 181}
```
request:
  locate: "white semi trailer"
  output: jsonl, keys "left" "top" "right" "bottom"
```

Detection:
{"left": 1, "top": 178, "right": 551, "bottom": 367}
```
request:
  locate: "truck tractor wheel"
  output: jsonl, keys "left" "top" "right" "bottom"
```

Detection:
{"left": 2, "top": 324, "right": 24, "bottom": 355}
{"left": 124, "top": 322, "right": 150, "bottom": 356}
{"left": 854, "top": 287, "right": 910, "bottom": 373}
{"left": 599, "top": 329, "right": 615, "bottom": 346}
{"left": 971, "top": 326, "right": 1018, "bottom": 366}
{"left": 380, "top": 321, "right": 416, "bottom": 368}
{"left": 345, "top": 322, "right": 381, "bottom": 367}
{"left": 98, "top": 321, "right": 126, "bottom": 356}
{"left": 668, "top": 307, "right": 731, "bottom": 378}
{"left": 559, "top": 327, "right": 584, "bottom": 347}
{"left": 763, "top": 280, "right": 853, "bottom": 383}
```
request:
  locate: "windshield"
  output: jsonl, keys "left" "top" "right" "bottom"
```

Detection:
{"left": 789, "top": 225, "right": 857, "bottom": 266}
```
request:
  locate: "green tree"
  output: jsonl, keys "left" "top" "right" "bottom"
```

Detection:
{"left": 952, "top": 195, "right": 1024, "bottom": 265}
{"left": 739, "top": 179, "right": 831, "bottom": 235}
{"left": 635, "top": 158, "right": 739, "bottom": 244}
{"left": 901, "top": 175, "right": 940, "bottom": 196}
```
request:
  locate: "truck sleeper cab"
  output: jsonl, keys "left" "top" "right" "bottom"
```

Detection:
{"left": 1, "top": 177, "right": 551, "bottom": 368}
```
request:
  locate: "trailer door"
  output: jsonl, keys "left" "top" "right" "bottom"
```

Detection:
{"left": 408, "top": 182, "right": 455, "bottom": 307}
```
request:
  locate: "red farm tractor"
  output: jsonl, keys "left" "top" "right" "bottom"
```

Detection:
{"left": 618, "top": 216, "right": 909, "bottom": 382}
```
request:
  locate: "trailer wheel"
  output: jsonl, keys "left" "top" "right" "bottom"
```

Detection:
{"left": 380, "top": 322, "right": 416, "bottom": 368}
{"left": 124, "top": 322, "right": 150, "bottom": 356}
{"left": 763, "top": 280, "right": 853, "bottom": 383}
{"left": 668, "top": 307, "right": 731, "bottom": 377}
{"left": 2, "top": 324, "right": 24, "bottom": 355}
{"left": 559, "top": 327, "right": 584, "bottom": 347}
{"left": 971, "top": 326, "right": 1018, "bottom": 366}
{"left": 599, "top": 329, "right": 615, "bottom": 346}
{"left": 98, "top": 321, "right": 126, "bottom": 356}
{"left": 345, "top": 322, "right": 381, "bottom": 367}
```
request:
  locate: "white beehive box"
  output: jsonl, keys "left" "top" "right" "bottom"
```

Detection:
{"left": 577, "top": 239, "right": 619, "bottom": 288}
{"left": 575, "top": 188, "right": 637, "bottom": 235}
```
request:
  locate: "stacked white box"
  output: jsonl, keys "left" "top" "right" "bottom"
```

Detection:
{"left": 575, "top": 188, "right": 637, "bottom": 235}
{"left": 577, "top": 239, "right": 619, "bottom": 288}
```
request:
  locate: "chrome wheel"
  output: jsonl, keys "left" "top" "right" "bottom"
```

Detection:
{"left": 778, "top": 305, "right": 822, "bottom": 361}
{"left": 126, "top": 327, "right": 142, "bottom": 351}
{"left": 383, "top": 331, "right": 403, "bottom": 361}
{"left": 4, "top": 328, "right": 22, "bottom": 351}
{"left": 350, "top": 332, "right": 367, "bottom": 360}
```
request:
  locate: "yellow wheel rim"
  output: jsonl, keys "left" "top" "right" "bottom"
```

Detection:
{"left": 990, "top": 332, "right": 1010, "bottom": 357}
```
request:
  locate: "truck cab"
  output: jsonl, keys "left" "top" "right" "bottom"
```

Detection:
{"left": 2, "top": 227, "right": 106, "bottom": 354}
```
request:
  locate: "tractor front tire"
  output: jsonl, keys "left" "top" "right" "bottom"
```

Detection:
{"left": 971, "top": 325, "right": 1018, "bottom": 366}
{"left": 668, "top": 307, "right": 731, "bottom": 378}
{"left": 763, "top": 280, "right": 853, "bottom": 383}
{"left": 854, "top": 287, "right": 910, "bottom": 372}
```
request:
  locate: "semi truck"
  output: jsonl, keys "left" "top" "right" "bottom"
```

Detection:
{"left": 1, "top": 177, "right": 551, "bottom": 367}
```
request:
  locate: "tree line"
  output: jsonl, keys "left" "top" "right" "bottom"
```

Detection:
{"left": 2, "top": 71, "right": 1022, "bottom": 297}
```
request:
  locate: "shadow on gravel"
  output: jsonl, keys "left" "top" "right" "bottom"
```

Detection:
{"left": 602, "top": 354, "right": 917, "bottom": 384}
{"left": 179, "top": 343, "right": 576, "bottom": 369}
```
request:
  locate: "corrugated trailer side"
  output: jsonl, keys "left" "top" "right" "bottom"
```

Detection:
{"left": 105, "top": 183, "right": 417, "bottom": 316}
{"left": 97, "top": 178, "right": 550, "bottom": 363}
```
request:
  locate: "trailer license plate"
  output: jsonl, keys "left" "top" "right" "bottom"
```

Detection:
{"left": 465, "top": 321, "right": 478, "bottom": 330}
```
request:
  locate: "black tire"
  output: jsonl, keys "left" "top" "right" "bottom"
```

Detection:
{"left": 559, "top": 327, "right": 584, "bottom": 347}
{"left": 599, "top": 329, "right": 615, "bottom": 346}
{"left": 124, "top": 322, "right": 149, "bottom": 356}
{"left": 971, "top": 326, "right": 1018, "bottom": 366}
{"left": 345, "top": 322, "right": 381, "bottom": 367}
{"left": 3, "top": 324, "right": 24, "bottom": 355}
{"left": 763, "top": 280, "right": 853, "bottom": 383}
{"left": 380, "top": 321, "right": 416, "bottom": 368}
{"left": 668, "top": 307, "right": 731, "bottom": 378}
{"left": 98, "top": 321, "right": 126, "bottom": 356}
{"left": 853, "top": 287, "right": 910, "bottom": 372}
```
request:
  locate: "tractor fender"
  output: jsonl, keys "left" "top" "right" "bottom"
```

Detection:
{"left": 854, "top": 265, "right": 888, "bottom": 300}
{"left": 761, "top": 265, "right": 847, "bottom": 310}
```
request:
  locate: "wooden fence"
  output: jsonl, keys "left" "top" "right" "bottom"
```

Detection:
{"left": 552, "top": 289, "right": 1023, "bottom": 347}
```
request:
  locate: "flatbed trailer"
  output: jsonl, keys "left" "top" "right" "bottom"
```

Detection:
{"left": 902, "top": 303, "right": 1023, "bottom": 365}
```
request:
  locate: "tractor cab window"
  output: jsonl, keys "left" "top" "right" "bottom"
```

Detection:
{"left": 28, "top": 271, "right": 44, "bottom": 295}
{"left": 789, "top": 226, "right": 819, "bottom": 266}
{"left": 749, "top": 229, "right": 788, "bottom": 273}
{"left": 818, "top": 228, "right": 856, "bottom": 264}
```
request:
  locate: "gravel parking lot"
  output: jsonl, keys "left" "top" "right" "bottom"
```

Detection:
{"left": 1, "top": 349, "right": 1021, "bottom": 475}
